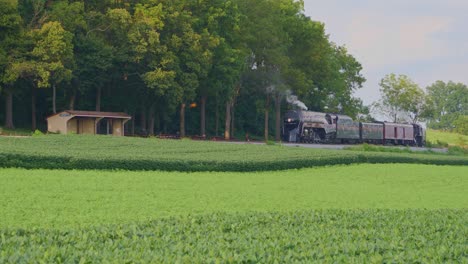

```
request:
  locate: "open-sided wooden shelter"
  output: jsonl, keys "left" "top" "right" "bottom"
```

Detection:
{"left": 47, "top": 110, "right": 131, "bottom": 136}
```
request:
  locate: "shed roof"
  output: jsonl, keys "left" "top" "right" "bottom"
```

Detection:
{"left": 48, "top": 110, "right": 131, "bottom": 119}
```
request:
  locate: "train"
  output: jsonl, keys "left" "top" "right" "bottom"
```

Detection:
{"left": 282, "top": 110, "right": 426, "bottom": 147}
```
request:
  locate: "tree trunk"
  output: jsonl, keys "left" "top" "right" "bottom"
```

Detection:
{"left": 52, "top": 84, "right": 57, "bottom": 114}
{"left": 69, "top": 79, "right": 78, "bottom": 110}
{"left": 148, "top": 105, "right": 155, "bottom": 136}
{"left": 200, "top": 95, "right": 207, "bottom": 137}
{"left": 4, "top": 91, "right": 14, "bottom": 129}
{"left": 155, "top": 111, "right": 160, "bottom": 134}
{"left": 224, "top": 101, "right": 231, "bottom": 140}
{"left": 31, "top": 88, "right": 36, "bottom": 131}
{"left": 180, "top": 103, "right": 186, "bottom": 138}
{"left": 215, "top": 96, "right": 219, "bottom": 136}
{"left": 140, "top": 107, "right": 147, "bottom": 134}
{"left": 69, "top": 88, "right": 76, "bottom": 110}
{"left": 131, "top": 113, "right": 135, "bottom": 135}
{"left": 162, "top": 111, "right": 167, "bottom": 133}
{"left": 231, "top": 102, "right": 235, "bottom": 139}
{"left": 275, "top": 93, "right": 281, "bottom": 141}
{"left": 264, "top": 94, "right": 270, "bottom": 142}
{"left": 231, "top": 84, "right": 241, "bottom": 138}
{"left": 96, "top": 86, "right": 101, "bottom": 111}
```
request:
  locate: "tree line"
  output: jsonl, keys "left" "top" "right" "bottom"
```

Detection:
{"left": 373, "top": 74, "right": 468, "bottom": 135}
{"left": 0, "top": 0, "right": 366, "bottom": 140}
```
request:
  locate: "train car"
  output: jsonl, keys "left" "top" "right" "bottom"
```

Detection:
{"left": 328, "top": 114, "right": 360, "bottom": 143}
{"left": 383, "top": 122, "right": 415, "bottom": 145}
{"left": 282, "top": 110, "right": 426, "bottom": 147}
{"left": 360, "top": 122, "right": 384, "bottom": 144}
{"left": 283, "top": 110, "right": 335, "bottom": 143}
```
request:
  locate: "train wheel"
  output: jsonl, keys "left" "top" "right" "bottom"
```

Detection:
{"left": 312, "top": 132, "right": 320, "bottom": 144}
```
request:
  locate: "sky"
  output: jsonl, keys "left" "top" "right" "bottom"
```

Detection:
{"left": 303, "top": 0, "right": 468, "bottom": 105}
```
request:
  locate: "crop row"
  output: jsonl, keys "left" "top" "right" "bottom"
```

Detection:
{"left": 1, "top": 210, "right": 466, "bottom": 263}
{"left": 0, "top": 135, "right": 467, "bottom": 171}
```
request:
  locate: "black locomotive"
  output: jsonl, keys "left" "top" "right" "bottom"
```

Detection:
{"left": 282, "top": 110, "right": 426, "bottom": 147}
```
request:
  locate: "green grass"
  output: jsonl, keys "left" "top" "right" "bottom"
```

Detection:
{"left": 1, "top": 164, "right": 466, "bottom": 229}
{"left": 1, "top": 210, "right": 466, "bottom": 263}
{"left": 345, "top": 143, "right": 430, "bottom": 154}
{"left": 0, "top": 126, "right": 32, "bottom": 136}
{"left": 427, "top": 129, "right": 468, "bottom": 147}
{"left": 346, "top": 143, "right": 468, "bottom": 156}
{"left": 1, "top": 135, "right": 467, "bottom": 171}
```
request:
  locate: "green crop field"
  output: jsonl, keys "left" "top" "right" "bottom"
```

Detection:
{"left": 0, "top": 135, "right": 467, "bottom": 171}
{"left": 1, "top": 164, "right": 467, "bottom": 262}
{"left": 1, "top": 164, "right": 466, "bottom": 228}
{"left": 0, "top": 135, "right": 467, "bottom": 262}
{"left": 2, "top": 210, "right": 466, "bottom": 263}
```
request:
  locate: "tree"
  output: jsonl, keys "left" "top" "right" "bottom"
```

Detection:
{"left": 453, "top": 115, "right": 468, "bottom": 135}
{"left": 237, "top": 0, "right": 295, "bottom": 141}
{"left": 0, "top": 0, "right": 23, "bottom": 129}
{"left": 322, "top": 45, "right": 366, "bottom": 118}
{"left": 158, "top": 0, "right": 214, "bottom": 138}
{"left": 48, "top": 0, "right": 86, "bottom": 111}
{"left": 373, "top": 74, "right": 425, "bottom": 123}
{"left": 425, "top": 81, "right": 468, "bottom": 130}
{"left": 107, "top": 3, "right": 173, "bottom": 135}
{"left": 284, "top": 16, "right": 327, "bottom": 112}
{"left": 190, "top": 0, "right": 245, "bottom": 138}
{"left": 34, "top": 22, "right": 74, "bottom": 113}
{"left": 6, "top": 20, "right": 73, "bottom": 129}
{"left": 1, "top": 0, "right": 369, "bottom": 136}
{"left": 29, "top": 21, "right": 73, "bottom": 128}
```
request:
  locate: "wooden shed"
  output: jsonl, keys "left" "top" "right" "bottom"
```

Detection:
{"left": 47, "top": 110, "right": 131, "bottom": 136}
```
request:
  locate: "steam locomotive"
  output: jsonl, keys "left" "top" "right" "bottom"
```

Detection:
{"left": 282, "top": 110, "right": 426, "bottom": 147}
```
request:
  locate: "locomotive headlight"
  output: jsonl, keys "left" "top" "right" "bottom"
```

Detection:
{"left": 287, "top": 118, "right": 292, "bottom": 122}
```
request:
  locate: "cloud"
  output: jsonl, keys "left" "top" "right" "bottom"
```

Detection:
{"left": 416, "top": 62, "right": 468, "bottom": 89}
{"left": 346, "top": 14, "right": 453, "bottom": 68}
{"left": 303, "top": 0, "right": 468, "bottom": 105}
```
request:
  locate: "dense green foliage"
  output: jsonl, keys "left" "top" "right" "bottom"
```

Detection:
{"left": 370, "top": 76, "right": 467, "bottom": 133}
{"left": 425, "top": 81, "right": 468, "bottom": 132}
{"left": 0, "top": 135, "right": 467, "bottom": 171}
{"left": 453, "top": 115, "right": 468, "bottom": 135}
{"left": 0, "top": 0, "right": 366, "bottom": 140}
{"left": 1, "top": 164, "right": 466, "bottom": 228}
{"left": 1, "top": 210, "right": 466, "bottom": 263}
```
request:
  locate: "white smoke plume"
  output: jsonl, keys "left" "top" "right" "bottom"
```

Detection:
{"left": 286, "top": 90, "right": 308, "bottom": 110}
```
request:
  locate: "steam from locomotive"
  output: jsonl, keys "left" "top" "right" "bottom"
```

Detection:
{"left": 282, "top": 110, "right": 426, "bottom": 147}
{"left": 286, "top": 93, "right": 308, "bottom": 111}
